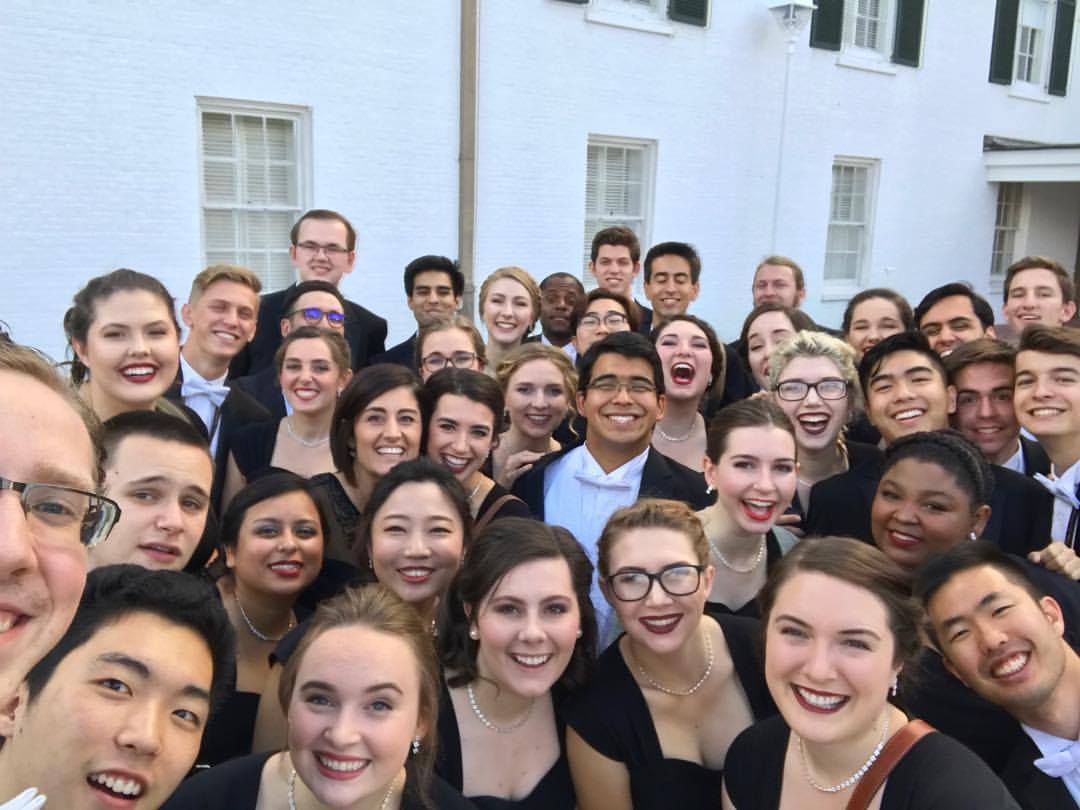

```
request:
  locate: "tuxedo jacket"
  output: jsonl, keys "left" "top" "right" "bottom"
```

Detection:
{"left": 228, "top": 284, "right": 388, "bottom": 377}
{"left": 1000, "top": 731, "right": 1078, "bottom": 809}
{"left": 373, "top": 333, "right": 418, "bottom": 368}
{"left": 1021, "top": 435, "right": 1053, "bottom": 477}
{"left": 511, "top": 444, "right": 711, "bottom": 521}
{"left": 805, "top": 454, "right": 1054, "bottom": 555}
{"left": 229, "top": 366, "right": 287, "bottom": 421}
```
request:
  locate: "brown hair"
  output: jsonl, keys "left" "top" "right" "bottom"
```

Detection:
{"left": 755, "top": 256, "right": 805, "bottom": 291}
{"left": 941, "top": 337, "right": 1017, "bottom": 381}
{"left": 273, "top": 325, "right": 352, "bottom": 377}
{"left": 415, "top": 314, "right": 487, "bottom": 372}
{"left": 188, "top": 264, "right": 262, "bottom": 303}
{"left": 278, "top": 584, "right": 439, "bottom": 805}
{"left": 1017, "top": 323, "right": 1080, "bottom": 360}
{"left": 650, "top": 314, "right": 725, "bottom": 399}
{"left": 591, "top": 226, "right": 641, "bottom": 263}
{"left": 289, "top": 209, "right": 357, "bottom": 252}
{"left": 842, "top": 288, "right": 914, "bottom": 334}
{"left": 478, "top": 266, "right": 542, "bottom": 327}
{"left": 494, "top": 342, "right": 579, "bottom": 424}
{"left": 706, "top": 397, "right": 796, "bottom": 463}
{"left": 1004, "top": 256, "right": 1075, "bottom": 304}
{"left": 597, "top": 498, "right": 708, "bottom": 579}
{"left": 737, "top": 303, "right": 818, "bottom": 369}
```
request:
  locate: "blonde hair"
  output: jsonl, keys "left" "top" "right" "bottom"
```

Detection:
{"left": 478, "top": 266, "right": 542, "bottom": 326}
{"left": 495, "top": 343, "right": 578, "bottom": 422}
{"left": 767, "top": 329, "right": 861, "bottom": 408}
{"left": 415, "top": 314, "right": 487, "bottom": 371}
{"left": 188, "top": 264, "right": 262, "bottom": 303}
{"left": 597, "top": 498, "right": 708, "bottom": 578}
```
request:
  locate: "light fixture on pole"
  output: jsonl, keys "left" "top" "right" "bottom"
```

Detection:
{"left": 767, "top": 0, "right": 816, "bottom": 252}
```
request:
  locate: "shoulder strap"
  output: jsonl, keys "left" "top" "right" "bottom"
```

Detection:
{"left": 845, "top": 719, "right": 934, "bottom": 810}
{"left": 473, "top": 494, "right": 518, "bottom": 534}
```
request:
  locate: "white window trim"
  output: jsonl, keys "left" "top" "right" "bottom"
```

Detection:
{"left": 1010, "top": 0, "right": 1058, "bottom": 97}
{"left": 586, "top": 0, "right": 674, "bottom": 36}
{"left": 988, "top": 183, "right": 1026, "bottom": 294}
{"left": 822, "top": 156, "right": 880, "bottom": 296}
{"left": 833, "top": 0, "right": 898, "bottom": 72}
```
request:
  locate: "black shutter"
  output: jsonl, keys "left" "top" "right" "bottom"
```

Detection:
{"left": 810, "top": 0, "right": 844, "bottom": 51}
{"left": 1049, "top": 0, "right": 1076, "bottom": 96}
{"left": 552, "top": 0, "right": 588, "bottom": 4}
{"left": 668, "top": 0, "right": 708, "bottom": 26}
{"left": 891, "top": 0, "right": 925, "bottom": 66}
{"left": 989, "top": 0, "right": 1020, "bottom": 85}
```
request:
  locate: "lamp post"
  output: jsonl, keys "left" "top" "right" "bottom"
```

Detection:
{"left": 767, "top": 1, "right": 816, "bottom": 252}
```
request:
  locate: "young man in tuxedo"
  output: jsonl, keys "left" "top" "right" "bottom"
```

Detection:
{"left": 375, "top": 254, "right": 463, "bottom": 367}
{"left": 1003, "top": 256, "right": 1077, "bottom": 335}
{"left": 914, "top": 282, "right": 997, "bottom": 357}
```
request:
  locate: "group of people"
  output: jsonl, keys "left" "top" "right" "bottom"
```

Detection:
{"left": 1, "top": 206, "right": 1079, "bottom": 809}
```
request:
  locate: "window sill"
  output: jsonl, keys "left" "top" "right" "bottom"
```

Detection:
{"left": 836, "top": 51, "right": 898, "bottom": 76}
{"left": 585, "top": 7, "right": 674, "bottom": 35}
{"left": 821, "top": 285, "right": 863, "bottom": 302}
{"left": 1008, "top": 84, "right": 1052, "bottom": 103}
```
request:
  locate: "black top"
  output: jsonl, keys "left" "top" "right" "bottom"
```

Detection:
{"left": 310, "top": 471, "right": 363, "bottom": 562}
{"left": 436, "top": 684, "right": 575, "bottom": 810}
{"left": 196, "top": 690, "right": 259, "bottom": 769}
{"left": 230, "top": 419, "right": 281, "bottom": 480}
{"left": 562, "top": 614, "right": 775, "bottom": 810}
{"left": 704, "top": 532, "right": 784, "bottom": 620}
{"left": 374, "top": 333, "right": 419, "bottom": 368}
{"left": 475, "top": 482, "right": 531, "bottom": 527}
{"left": 163, "top": 751, "right": 478, "bottom": 810}
{"left": 724, "top": 714, "right": 1020, "bottom": 810}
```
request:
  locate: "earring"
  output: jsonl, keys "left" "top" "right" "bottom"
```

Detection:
{"left": 890, "top": 675, "right": 899, "bottom": 697}
{"left": 412, "top": 737, "right": 421, "bottom": 756}
{"left": 368, "top": 557, "right": 373, "bottom": 570}
{"left": 968, "top": 531, "right": 978, "bottom": 541}
{"left": 705, "top": 485, "right": 714, "bottom": 495}
{"left": 469, "top": 627, "right": 479, "bottom": 640}
{"left": 576, "top": 628, "right": 583, "bottom": 639}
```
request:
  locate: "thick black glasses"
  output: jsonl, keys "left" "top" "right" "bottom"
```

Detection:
{"left": 774, "top": 377, "right": 848, "bottom": 401}
{"left": 287, "top": 307, "right": 346, "bottom": 327}
{"left": 606, "top": 564, "right": 704, "bottom": 602}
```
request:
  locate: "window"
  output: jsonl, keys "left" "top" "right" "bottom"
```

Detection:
{"left": 810, "top": 0, "right": 925, "bottom": 67}
{"left": 990, "top": 183, "right": 1024, "bottom": 283}
{"left": 577, "top": 0, "right": 709, "bottom": 32}
{"left": 583, "top": 137, "right": 655, "bottom": 282}
{"left": 823, "top": 159, "right": 878, "bottom": 286}
{"left": 851, "top": 0, "right": 890, "bottom": 54}
{"left": 197, "top": 99, "right": 310, "bottom": 289}
{"left": 990, "top": 0, "right": 1076, "bottom": 96}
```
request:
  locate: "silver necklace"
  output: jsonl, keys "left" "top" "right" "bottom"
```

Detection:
{"left": 703, "top": 511, "right": 766, "bottom": 573}
{"left": 656, "top": 418, "right": 698, "bottom": 443}
{"left": 632, "top": 629, "right": 714, "bottom": 696}
{"left": 466, "top": 682, "right": 534, "bottom": 733}
{"left": 796, "top": 711, "right": 890, "bottom": 793}
{"left": 285, "top": 418, "right": 329, "bottom": 448}
{"left": 289, "top": 767, "right": 395, "bottom": 809}
{"left": 234, "top": 593, "right": 294, "bottom": 642}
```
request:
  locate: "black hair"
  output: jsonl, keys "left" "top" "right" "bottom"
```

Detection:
{"left": 643, "top": 241, "right": 702, "bottom": 283}
{"left": 857, "top": 330, "right": 948, "bottom": 399}
{"left": 540, "top": 272, "right": 586, "bottom": 294}
{"left": 913, "top": 282, "right": 995, "bottom": 330}
{"left": 281, "top": 280, "right": 346, "bottom": 316}
{"left": 403, "top": 255, "right": 465, "bottom": 298}
{"left": 219, "top": 471, "right": 334, "bottom": 552}
{"left": 649, "top": 314, "right": 724, "bottom": 393}
{"left": 571, "top": 288, "right": 640, "bottom": 334}
{"left": 706, "top": 397, "right": 796, "bottom": 463}
{"left": 842, "top": 288, "right": 915, "bottom": 334}
{"left": 913, "top": 540, "right": 1048, "bottom": 617}
{"left": 578, "top": 331, "right": 665, "bottom": 396}
{"left": 881, "top": 430, "right": 995, "bottom": 510}
{"left": 424, "top": 367, "right": 505, "bottom": 435}
{"left": 439, "top": 518, "right": 596, "bottom": 691}
{"left": 24, "top": 564, "right": 234, "bottom": 712}
{"left": 102, "top": 410, "right": 210, "bottom": 462}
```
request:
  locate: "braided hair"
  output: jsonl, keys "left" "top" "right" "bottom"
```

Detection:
{"left": 881, "top": 429, "right": 994, "bottom": 509}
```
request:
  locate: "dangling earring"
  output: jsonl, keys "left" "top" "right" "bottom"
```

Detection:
{"left": 968, "top": 531, "right": 978, "bottom": 541}
{"left": 469, "top": 627, "right": 479, "bottom": 640}
{"left": 705, "top": 485, "right": 714, "bottom": 495}
{"left": 890, "top": 675, "right": 899, "bottom": 698}
{"left": 412, "top": 737, "right": 421, "bottom": 755}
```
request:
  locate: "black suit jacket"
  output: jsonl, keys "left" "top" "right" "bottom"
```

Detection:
{"left": 635, "top": 301, "right": 654, "bottom": 336}
{"left": 1021, "top": 435, "right": 1053, "bottom": 477}
{"left": 229, "top": 366, "right": 287, "bottom": 421}
{"left": 805, "top": 455, "right": 1053, "bottom": 555}
{"left": 511, "top": 444, "right": 711, "bottom": 521}
{"left": 228, "top": 285, "right": 388, "bottom": 377}
{"left": 373, "top": 334, "right": 418, "bottom": 368}
{"left": 1000, "top": 731, "right": 1078, "bottom": 809}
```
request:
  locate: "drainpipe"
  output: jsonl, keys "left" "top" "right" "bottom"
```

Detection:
{"left": 459, "top": 0, "right": 479, "bottom": 318}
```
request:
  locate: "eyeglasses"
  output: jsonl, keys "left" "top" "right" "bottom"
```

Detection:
{"left": 578, "top": 312, "right": 628, "bottom": 329}
{"left": 286, "top": 307, "right": 347, "bottom": 327}
{"left": 296, "top": 241, "right": 350, "bottom": 257}
{"left": 606, "top": 564, "right": 704, "bottom": 602}
{"left": 586, "top": 375, "right": 657, "bottom": 396}
{"left": 2, "top": 476, "right": 120, "bottom": 549}
{"left": 422, "top": 351, "right": 479, "bottom": 373}
{"left": 774, "top": 377, "right": 849, "bottom": 401}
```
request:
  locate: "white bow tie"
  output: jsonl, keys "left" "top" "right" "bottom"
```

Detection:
{"left": 1034, "top": 740, "right": 1080, "bottom": 779}
{"left": 573, "top": 471, "right": 635, "bottom": 491}
{"left": 181, "top": 378, "right": 229, "bottom": 408}
{"left": 1034, "top": 473, "right": 1080, "bottom": 510}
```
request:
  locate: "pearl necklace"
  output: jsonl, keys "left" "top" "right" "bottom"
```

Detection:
{"left": 796, "top": 711, "right": 890, "bottom": 793}
{"left": 656, "top": 418, "right": 698, "bottom": 443}
{"left": 703, "top": 511, "right": 766, "bottom": 574}
{"left": 285, "top": 418, "right": 329, "bottom": 448}
{"left": 631, "top": 629, "right": 714, "bottom": 696}
{"left": 234, "top": 593, "right": 294, "bottom": 642}
{"left": 289, "top": 767, "right": 395, "bottom": 809}
{"left": 466, "top": 682, "right": 534, "bottom": 733}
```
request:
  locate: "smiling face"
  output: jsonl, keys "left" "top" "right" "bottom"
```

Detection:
{"left": 282, "top": 291, "right": 347, "bottom": 336}
{"left": 539, "top": 278, "right": 583, "bottom": 343}
{"left": 578, "top": 353, "right": 664, "bottom": 463}
{"left": 418, "top": 328, "right": 483, "bottom": 382}
{"left": 1014, "top": 350, "right": 1080, "bottom": 450}
{"left": 287, "top": 624, "right": 422, "bottom": 807}
{"left": 926, "top": 565, "right": 1068, "bottom": 716}
{"left": 181, "top": 280, "right": 258, "bottom": 365}
{"left": 425, "top": 394, "right": 497, "bottom": 484}
{"left": 1004, "top": 268, "right": 1076, "bottom": 332}
{"left": 918, "top": 295, "right": 990, "bottom": 357}
{"left": 752, "top": 264, "right": 804, "bottom": 308}
{"left": 846, "top": 297, "right": 906, "bottom": 359}
{"left": 279, "top": 337, "right": 348, "bottom": 416}
{"left": 865, "top": 350, "right": 954, "bottom": 444}
{"left": 505, "top": 359, "right": 570, "bottom": 441}
{"left": 644, "top": 254, "right": 699, "bottom": 318}
{"left": 73, "top": 289, "right": 181, "bottom": 418}
{"left": 746, "top": 311, "right": 797, "bottom": 389}
{"left": 871, "top": 458, "right": 989, "bottom": 572}
{"left": 369, "top": 482, "right": 465, "bottom": 611}
{"left": 471, "top": 557, "right": 581, "bottom": 698}
{"left": 226, "top": 490, "right": 323, "bottom": 601}
{"left": 574, "top": 298, "right": 632, "bottom": 358}
{"left": 408, "top": 270, "right": 461, "bottom": 329}
{"left": 950, "top": 362, "right": 1019, "bottom": 465}
{"left": 603, "top": 527, "right": 712, "bottom": 656}
{"left": 0, "top": 371, "right": 94, "bottom": 695}
{"left": 704, "top": 426, "right": 797, "bottom": 535}
{"left": 94, "top": 436, "right": 213, "bottom": 571}
{"left": 765, "top": 571, "right": 899, "bottom": 747}
{"left": 352, "top": 387, "right": 423, "bottom": 483}
{"left": 481, "top": 277, "right": 533, "bottom": 348}
{"left": 655, "top": 320, "right": 713, "bottom": 404}
{"left": 590, "top": 244, "right": 639, "bottom": 298}
{"left": 289, "top": 218, "right": 355, "bottom": 286}
{"left": 774, "top": 356, "right": 852, "bottom": 454}
{"left": 0, "top": 612, "right": 213, "bottom": 810}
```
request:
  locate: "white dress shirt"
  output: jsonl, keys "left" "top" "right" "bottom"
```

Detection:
{"left": 541, "top": 333, "right": 577, "bottom": 364}
{"left": 1000, "top": 439, "right": 1024, "bottom": 475}
{"left": 178, "top": 354, "right": 227, "bottom": 457}
{"left": 1024, "top": 723, "right": 1080, "bottom": 805}
{"left": 1047, "top": 460, "right": 1080, "bottom": 544}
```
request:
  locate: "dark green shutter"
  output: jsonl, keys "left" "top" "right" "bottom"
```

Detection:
{"left": 891, "top": 0, "right": 925, "bottom": 66}
{"left": 1049, "top": 0, "right": 1076, "bottom": 96}
{"left": 989, "top": 0, "right": 1019, "bottom": 85}
{"left": 668, "top": 0, "right": 708, "bottom": 26}
{"left": 809, "top": 0, "right": 844, "bottom": 51}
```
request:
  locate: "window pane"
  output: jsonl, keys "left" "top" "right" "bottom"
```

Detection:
{"left": 202, "top": 113, "right": 233, "bottom": 158}
{"left": 204, "top": 161, "right": 236, "bottom": 203}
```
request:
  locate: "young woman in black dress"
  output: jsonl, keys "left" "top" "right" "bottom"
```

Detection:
{"left": 565, "top": 498, "right": 775, "bottom": 810}
{"left": 722, "top": 537, "right": 1020, "bottom": 810}
{"left": 437, "top": 518, "right": 597, "bottom": 809}
{"left": 164, "top": 584, "right": 476, "bottom": 810}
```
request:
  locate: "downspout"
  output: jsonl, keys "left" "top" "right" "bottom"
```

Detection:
{"left": 459, "top": 0, "right": 479, "bottom": 319}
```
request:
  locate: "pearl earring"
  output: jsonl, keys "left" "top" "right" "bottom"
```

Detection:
{"left": 412, "top": 737, "right": 421, "bottom": 755}
{"left": 705, "top": 485, "right": 714, "bottom": 495}
{"left": 576, "top": 628, "right": 583, "bottom": 639}
{"left": 890, "top": 675, "right": 899, "bottom": 698}
{"left": 469, "top": 627, "right": 479, "bottom": 640}
{"left": 968, "top": 531, "right": 978, "bottom": 541}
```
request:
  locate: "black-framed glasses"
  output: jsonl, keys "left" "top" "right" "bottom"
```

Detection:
{"left": 1, "top": 476, "right": 120, "bottom": 549}
{"left": 422, "top": 351, "right": 480, "bottom": 372}
{"left": 579, "top": 312, "right": 628, "bottom": 329}
{"left": 286, "top": 307, "right": 347, "bottom": 327}
{"left": 774, "top": 377, "right": 849, "bottom": 401}
{"left": 587, "top": 375, "right": 657, "bottom": 396}
{"left": 296, "top": 241, "right": 350, "bottom": 257}
{"left": 606, "top": 564, "right": 704, "bottom": 602}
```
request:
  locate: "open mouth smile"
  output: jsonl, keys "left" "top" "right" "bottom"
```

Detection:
{"left": 670, "top": 362, "right": 696, "bottom": 385}
{"left": 792, "top": 684, "right": 849, "bottom": 713}
{"left": 120, "top": 365, "right": 159, "bottom": 383}
{"left": 87, "top": 771, "right": 146, "bottom": 803}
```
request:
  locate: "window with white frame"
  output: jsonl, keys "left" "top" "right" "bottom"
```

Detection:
{"left": 583, "top": 137, "right": 655, "bottom": 283}
{"left": 823, "top": 159, "right": 877, "bottom": 285}
{"left": 198, "top": 99, "right": 310, "bottom": 290}
{"left": 850, "top": 0, "right": 892, "bottom": 53}
{"left": 587, "top": 0, "right": 671, "bottom": 34}
{"left": 990, "top": 0, "right": 1074, "bottom": 96}
{"left": 1015, "top": 0, "right": 1051, "bottom": 86}
{"left": 990, "top": 183, "right": 1024, "bottom": 283}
